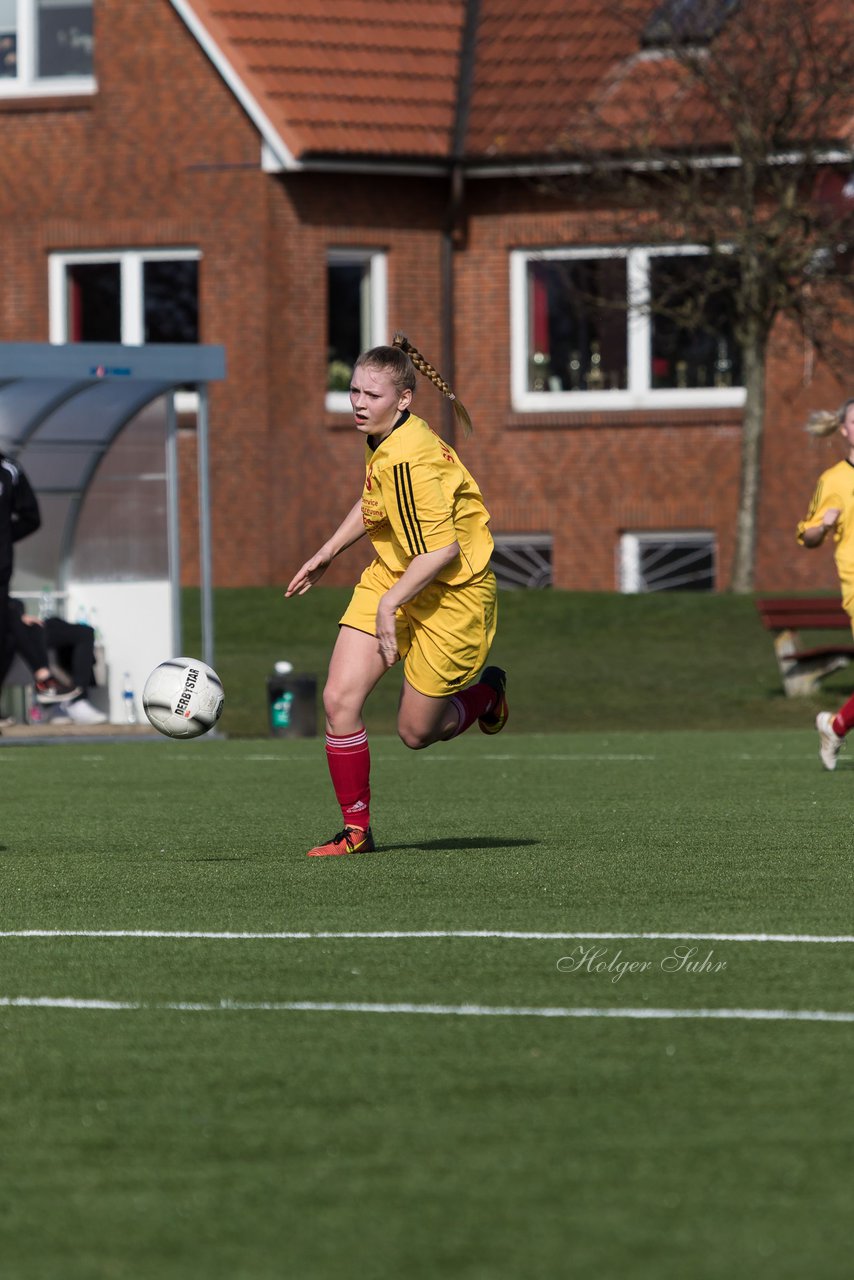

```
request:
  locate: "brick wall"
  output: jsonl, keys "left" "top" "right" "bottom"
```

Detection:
{"left": 0, "top": 0, "right": 847, "bottom": 598}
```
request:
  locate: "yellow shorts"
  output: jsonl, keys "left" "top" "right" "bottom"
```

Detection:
{"left": 841, "top": 580, "right": 854, "bottom": 635}
{"left": 340, "top": 558, "right": 498, "bottom": 698}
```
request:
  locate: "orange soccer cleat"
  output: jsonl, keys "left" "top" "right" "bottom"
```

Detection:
{"left": 306, "top": 826, "right": 376, "bottom": 858}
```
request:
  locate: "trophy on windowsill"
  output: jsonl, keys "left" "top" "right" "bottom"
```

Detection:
{"left": 714, "top": 339, "right": 733, "bottom": 387}
{"left": 586, "top": 341, "right": 605, "bottom": 391}
{"left": 529, "top": 351, "right": 552, "bottom": 392}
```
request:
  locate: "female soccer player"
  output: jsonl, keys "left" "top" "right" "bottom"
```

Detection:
{"left": 285, "top": 334, "right": 508, "bottom": 856}
{"left": 798, "top": 397, "right": 854, "bottom": 769}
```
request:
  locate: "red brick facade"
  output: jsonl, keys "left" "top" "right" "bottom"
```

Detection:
{"left": 0, "top": 1, "right": 846, "bottom": 596}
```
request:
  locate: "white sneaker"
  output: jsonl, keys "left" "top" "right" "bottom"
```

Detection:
{"left": 816, "top": 711, "right": 844, "bottom": 771}
{"left": 64, "top": 698, "right": 108, "bottom": 726}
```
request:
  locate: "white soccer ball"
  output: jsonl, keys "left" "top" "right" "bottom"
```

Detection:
{"left": 142, "top": 657, "right": 224, "bottom": 740}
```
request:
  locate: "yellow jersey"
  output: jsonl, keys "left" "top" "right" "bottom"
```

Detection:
{"left": 361, "top": 412, "right": 493, "bottom": 587}
{"left": 797, "top": 458, "right": 854, "bottom": 585}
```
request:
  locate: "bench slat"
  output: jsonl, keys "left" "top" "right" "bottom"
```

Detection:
{"left": 790, "top": 645, "right": 854, "bottom": 660}
{"left": 756, "top": 598, "right": 849, "bottom": 629}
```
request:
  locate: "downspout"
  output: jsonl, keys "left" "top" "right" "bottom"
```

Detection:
{"left": 442, "top": 0, "right": 480, "bottom": 446}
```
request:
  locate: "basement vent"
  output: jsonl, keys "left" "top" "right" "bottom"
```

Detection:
{"left": 620, "top": 531, "right": 716, "bottom": 593}
{"left": 490, "top": 535, "right": 553, "bottom": 590}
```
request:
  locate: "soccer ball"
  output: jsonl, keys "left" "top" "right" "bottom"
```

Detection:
{"left": 142, "top": 657, "right": 224, "bottom": 739}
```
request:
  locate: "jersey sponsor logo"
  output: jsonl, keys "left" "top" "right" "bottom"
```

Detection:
{"left": 365, "top": 464, "right": 373, "bottom": 492}
{"left": 393, "top": 462, "right": 428, "bottom": 556}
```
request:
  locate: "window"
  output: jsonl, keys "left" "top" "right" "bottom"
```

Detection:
{"left": 326, "top": 249, "right": 387, "bottom": 413}
{"left": 642, "top": 0, "right": 739, "bottom": 48}
{"left": 0, "top": 0, "right": 94, "bottom": 94}
{"left": 490, "top": 535, "right": 553, "bottom": 589}
{"left": 50, "top": 250, "right": 200, "bottom": 345}
{"left": 49, "top": 249, "right": 200, "bottom": 411}
{"left": 510, "top": 246, "right": 745, "bottom": 412}
{"left": 620, "top": 531, "right": 716, "bottom": 592}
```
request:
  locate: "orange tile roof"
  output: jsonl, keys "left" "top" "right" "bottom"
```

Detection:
{"left": 465, "top": 0, "right": 641, "bottom": 160}
{"left": 181, "top": 0, "right": 467, "bottom": 161}
{"left": 178, "top": 0, "right": 854, "bottom": 167}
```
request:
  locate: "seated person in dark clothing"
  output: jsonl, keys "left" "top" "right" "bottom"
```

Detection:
{"left": 2, "top": 600, "right": 107, "bottom": 725}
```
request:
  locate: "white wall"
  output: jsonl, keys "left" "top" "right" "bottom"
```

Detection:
{"left": 65, "top": 579, "right": 174, "bottom": 723}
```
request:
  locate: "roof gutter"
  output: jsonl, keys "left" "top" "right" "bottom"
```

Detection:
{"left": 464, "top": 146, "right": 854, "bottom": 180}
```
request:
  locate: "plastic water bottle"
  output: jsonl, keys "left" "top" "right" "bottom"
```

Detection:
{"left": 122, "top": 672, "right": 137, "bottom": 724}
{"left": 271, "top": 690, "right": 293, "bottom": 730}
{"left": 38, "top": 586, "right": 53, "bottom": 621}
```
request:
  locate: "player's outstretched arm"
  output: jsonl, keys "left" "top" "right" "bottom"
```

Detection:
{"left": 285, "top": 499, "right": 367, "bottom": 597}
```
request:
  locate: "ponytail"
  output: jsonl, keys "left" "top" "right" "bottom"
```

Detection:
{"left": 392, "top": 333, "right": 473, "bottom": 438}
{"left": 806, "top": 399, "right": 854, "bottom": 437}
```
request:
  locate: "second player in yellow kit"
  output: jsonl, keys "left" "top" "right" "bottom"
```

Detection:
{"left": 285, "top": 334, "right": 508, "bottom": 857}
{"left": 798, "top": 397, "right": 854, "bottom": 770}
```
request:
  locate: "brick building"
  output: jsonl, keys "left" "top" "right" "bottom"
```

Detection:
{"left": 0, "top": 0, "right": 850, "bottom": 595}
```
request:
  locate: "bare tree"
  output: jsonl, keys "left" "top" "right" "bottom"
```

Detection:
{"left": 539, "top": 0, "right": 854, "bottom": 591}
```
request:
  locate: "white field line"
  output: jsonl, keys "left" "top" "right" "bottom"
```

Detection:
{"left": 1, "top": 929, "right": 854, "bottom": 944}
{"left": 1, "top": 995, "right": 853, "bottom": 1023}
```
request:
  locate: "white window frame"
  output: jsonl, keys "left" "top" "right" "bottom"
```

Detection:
{"left": 619, "top": 530, "right": 716, "bottom": 593}
{"left": 0, "top": 0, "right": 95, "bottom": 98}
{"left": 49, "top": 248, "right": 201, "bottom": 411}
{"left": 325, "top": 249, "right": 388, "bottom": 414}
{"left": 49, "top": 248, "right": 201, "bottom": 346}
{"left": 510, "top": 246, "right": 746, "bottom": 413}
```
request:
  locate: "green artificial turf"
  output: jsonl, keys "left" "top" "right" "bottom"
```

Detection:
{"left": 1, "top": 731, "right": 853, "bottom": 1278}
{"left": 181, "top": 586, "right": 850, "bottom": 738}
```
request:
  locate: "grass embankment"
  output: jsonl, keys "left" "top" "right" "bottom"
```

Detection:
{"left": 182, "top": 587, "right": 847, "bottom": 738}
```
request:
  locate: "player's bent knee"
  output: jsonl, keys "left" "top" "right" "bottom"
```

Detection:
{"left": 397, "top": 723, "right": 433, "bottom": 751}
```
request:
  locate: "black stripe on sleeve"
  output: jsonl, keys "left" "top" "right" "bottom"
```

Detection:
{"left": 393, "top": 462, "right": 428, "bottom": 555}
{"left": 806, "top": 478, "right": 823, "bottom": 521}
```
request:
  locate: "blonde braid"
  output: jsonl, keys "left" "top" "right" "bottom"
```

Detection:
{"left": 392, "top": 332, "right": 473, "bottom": 438}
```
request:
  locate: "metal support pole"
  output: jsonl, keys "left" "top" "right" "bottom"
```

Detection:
{"left": 196, "top": 386, "right": 215, "bottom": 669}
{"left": 165, "top": 393, "right": 182, "bottom": 656}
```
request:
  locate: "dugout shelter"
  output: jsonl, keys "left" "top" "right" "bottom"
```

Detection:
{"left": 0, "top": 342, "right": 226, "bottom": 723}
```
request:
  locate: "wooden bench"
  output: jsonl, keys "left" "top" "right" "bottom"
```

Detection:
{"left": 756, "top": 597, "right": 854, "bottom": 696}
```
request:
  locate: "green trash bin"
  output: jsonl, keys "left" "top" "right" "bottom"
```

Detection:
{"left": 267, "top": 672, "right": 317, "bottom": 738}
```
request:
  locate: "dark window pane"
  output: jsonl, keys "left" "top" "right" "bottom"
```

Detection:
{"left": 328, "top": 263, "right": 366, "bottom": 389}
{"left": 143, "top": 260, "right": 199, "bottom": 344}
{"left": 67, "top": 262, "right": 120, "bottom": 342}
{"left": 642, "top": 0, "right": 739, "bottom": 47}
{"left": 649, "top": 255, "right": 742, "bottom": 389}
{"left": 0, "top": 1, "right": 16, "bottom": 78}
{"left": 37, "top": 1, "right": 93, "bottom": 78}
{"left": 528, "top": 259, "right": 627, "bottom": 392}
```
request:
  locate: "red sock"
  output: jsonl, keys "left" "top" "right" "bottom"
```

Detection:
{"left": 832, "top": 692, "right": 854, "bottom": 736}
{"left": 448, "top": 682, "right": 497, "bottom": 738}
{"left": 325, "top": 730, "right": 371, "bottom": 829}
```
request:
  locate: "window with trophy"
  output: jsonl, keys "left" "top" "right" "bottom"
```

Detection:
{"left": 0, "top": 0, "right": 94, "bottom": 94}
{"left": 510, "top": 246, "right": 744, "bottom": 412}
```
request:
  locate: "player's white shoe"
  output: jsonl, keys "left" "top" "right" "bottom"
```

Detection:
{"left": 64, "top": 698, "right": 108, "bottom": 726}
{"left": 816, "top": 711, "right": 844, "bottom": 771}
